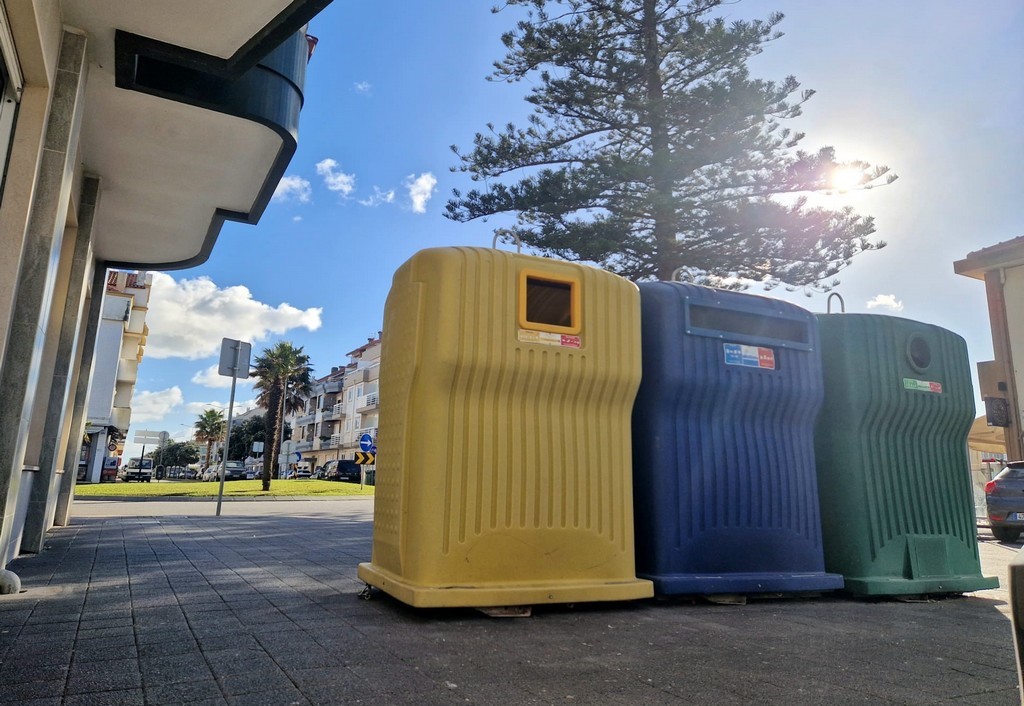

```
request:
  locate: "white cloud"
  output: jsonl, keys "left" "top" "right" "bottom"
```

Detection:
{"left": 184, "top": 399, "right": 258, "bottom": 416}
{"left": 405, "top": 172, "right": 437, "bottom": 213}
{"left": 184, "top": 401, "right": 224, "bottom": 416}
{"left": 866, "top": 294, "right": 904, "bottom": 312}
{"left": 131, "top": 386, "right": 184, "bottom": 422}
{"left": 145, "top": 272, "right": 322, "bottom": 360}
{"left": 359, "top": 186, "right": 396, "bottom": 207}
{"left": 316, "top": 158, "right": 356, "bottom": 196}
{"left": 190, "top": 364, "right": 257, "bottom": 390}
{"left": 353, "top": 81, "right": 372, "bottom": 93}
{"left": 272, "top": 175, "right": 311, "bottom": 203}
{"left": 292, "top": 215, "right": 302, "bottom": 222}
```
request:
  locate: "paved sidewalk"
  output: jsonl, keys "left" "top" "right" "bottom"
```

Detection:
{"left": 0, "top": 499, "right": 1018, "bottom": 705}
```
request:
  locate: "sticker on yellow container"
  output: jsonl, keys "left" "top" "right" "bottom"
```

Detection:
{"left": 518, "top": 329, "right": 582, "bottom": 348}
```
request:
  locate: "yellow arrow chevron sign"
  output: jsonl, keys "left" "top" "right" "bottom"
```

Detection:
{"left": 354, "top": 451, "right": 375, "bottom": 465}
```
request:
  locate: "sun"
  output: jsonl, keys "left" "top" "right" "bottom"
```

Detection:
{"left": 830, "top": 166, "right": 864, "bottom": 191}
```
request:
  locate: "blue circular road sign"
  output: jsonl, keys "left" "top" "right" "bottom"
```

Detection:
{"left": 359, "top": 433, "right": 374, "bottom": 452}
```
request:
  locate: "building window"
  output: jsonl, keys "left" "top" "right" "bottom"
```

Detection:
{"left": 0, "top": 0, "right": 20, "bottom": 198}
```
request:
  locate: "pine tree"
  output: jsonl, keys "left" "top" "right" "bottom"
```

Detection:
{"left": 446, "top": 0, "right": 895, "bottom": 287}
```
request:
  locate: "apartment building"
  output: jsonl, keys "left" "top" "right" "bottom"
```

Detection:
{"left": 80, "top": 270, "right": 152, "bottom": 483}
{"left": 290, "top": 365, "right": 347, "bottom": 469}
{"left": 289, "top": 336, "right": 381, "bottom": 470}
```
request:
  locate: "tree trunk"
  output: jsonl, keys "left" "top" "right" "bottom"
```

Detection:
{"left": 642, "top": 0, "right": 676, "bottom": 280}
{"left": 263, "top": 384, "right": 283, "bottom": 491}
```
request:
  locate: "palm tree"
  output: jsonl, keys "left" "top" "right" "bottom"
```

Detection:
{"left": 252, "top": 341, "right": 313, "bottom": 491}
{"left": 194, "top": 408, "right": 226, "bottom": 471}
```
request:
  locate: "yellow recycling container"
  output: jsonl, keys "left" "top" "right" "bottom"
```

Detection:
{"left": 358, "top": 247, "right": 653, "bottom": 608}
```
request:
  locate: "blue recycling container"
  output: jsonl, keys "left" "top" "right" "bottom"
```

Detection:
{"left": 632, "top": 282, "right": 843, "bottom": 595}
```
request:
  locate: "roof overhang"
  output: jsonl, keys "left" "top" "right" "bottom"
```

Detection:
{"left": 954, "top": 235, "right": 1024, "bottom": 281}
{"left": 58, "top": 1, "right": 331, "bottom": 270}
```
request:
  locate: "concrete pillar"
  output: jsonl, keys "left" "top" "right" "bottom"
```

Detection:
{"left": 0, "top": 86, "right": 49, "bottom": 363}
{"left": 54, "top": 258, "right": 105, "bottom": 526}
{"left": 0, "top": 31, "right": 87, "bottom": 568}
{"left": 21, "top": 177, "right": 98, "bottom": 551}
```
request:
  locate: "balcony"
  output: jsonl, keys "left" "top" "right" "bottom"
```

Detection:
{"left": 330, "top": 433, "right": 344, "bottom": 448}
{"left": 295, "top": 440, "right": 313, "bottom": 452}
{"left": 111, "top": 407, "right": 132, "bottom": 432}
{"left": 323, "top": 380, "right": 343, "bottom": 393}
{"left": 126, "top": 309, "right": 147, "bottom": 335}
{"left": 295, "top": 412, "right": 315, "bottom": 425}
{"left": 355, "top": 392, "right": 379, "bottom": 413}
{"left": 345, "top": 368, "right": 368, "bottom": 387}
{"left": 354, "top": 426, "right": 378, "bottom": 443}
{"left": 323, "top": 402, "right": 345, "bottom": 421}
{"left": 112, "top": 383, "right": 134, "bottom": 408}
{"left": 115, "top": 358, "right": 139, "bottom": 383}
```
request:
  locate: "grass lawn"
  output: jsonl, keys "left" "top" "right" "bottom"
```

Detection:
{"left": 74, "top": 479, "right": 374, "bottom": 498}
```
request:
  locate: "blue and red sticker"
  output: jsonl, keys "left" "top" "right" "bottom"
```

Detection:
{"left": 724, "top": 343, "right": 776, "bottom": 370}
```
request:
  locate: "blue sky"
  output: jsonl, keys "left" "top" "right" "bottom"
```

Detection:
{"left": 125, "top": 0, "right": 1024, "bottom": 458}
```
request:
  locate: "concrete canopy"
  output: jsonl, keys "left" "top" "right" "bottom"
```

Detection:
{"left": 55, "top": 1, "right": 329, "bottom": 269}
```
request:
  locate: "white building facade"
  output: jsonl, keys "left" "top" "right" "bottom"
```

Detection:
{"left": 80, "top": 270, "right": 152, "bottom": 483}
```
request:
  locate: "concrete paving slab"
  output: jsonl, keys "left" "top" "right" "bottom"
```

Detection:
{"left": 0, "top": 499, "right": 1018, "bottom": 704}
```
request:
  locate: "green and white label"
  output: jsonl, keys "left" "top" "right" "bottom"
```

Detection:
{"left": 903, "top": 378, "right": 942, "bottom": 393}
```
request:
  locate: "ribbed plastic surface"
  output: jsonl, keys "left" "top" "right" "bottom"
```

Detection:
{"left": 358, "top": 247, "right": 653, "bottom": 607}
{"left": 815, "top": 314, "right": 997, "bottom": 595}
{"left": 631, "top": 282, "right": 841, "bottom": 594}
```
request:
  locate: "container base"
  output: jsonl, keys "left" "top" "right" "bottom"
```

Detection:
{"left": 841, "top": 574, "right": 999, "bottom": 596}
{"left": 357, "top": 562, "right": 654, "bottom": 608}
{"left": 642, "top": 571, "right": 845, "bottom": 596}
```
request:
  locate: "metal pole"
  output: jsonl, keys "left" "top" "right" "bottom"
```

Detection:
{"left": 279, "top": 388, "right": 287, "bottom": 480}
{"left": 216, "top": 342, "right": 241, "bottom": 516}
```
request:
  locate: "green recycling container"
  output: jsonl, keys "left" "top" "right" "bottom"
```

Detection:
{"left": 815, "top": 314, "right": 997, "bottom": 595}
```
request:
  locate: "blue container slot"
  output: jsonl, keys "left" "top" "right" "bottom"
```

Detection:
{"left": 685, "top": 300, "right": 813, "bottom": 350}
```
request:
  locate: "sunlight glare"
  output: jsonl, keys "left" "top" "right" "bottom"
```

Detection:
{"left": 831, "top": 166, "right": 864, "bottom": 191}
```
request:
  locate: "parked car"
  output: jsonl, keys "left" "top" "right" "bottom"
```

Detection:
{"left": 221, "top": 461, "right": 247, "bottom": 481}
{"left": 184, "top": 467, "right": 200, "bottom": 480}
{"left": 286, "top": 467, "right": 312, "bottom": 479}
{"left": 985, "top": 461, "right": 1024, "bottom": 542}
{"left": 323, "top": 459, "right": 361, "bottom": 483}
{"left": 202, "top": 461, "right": 247, "bottom": 482}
